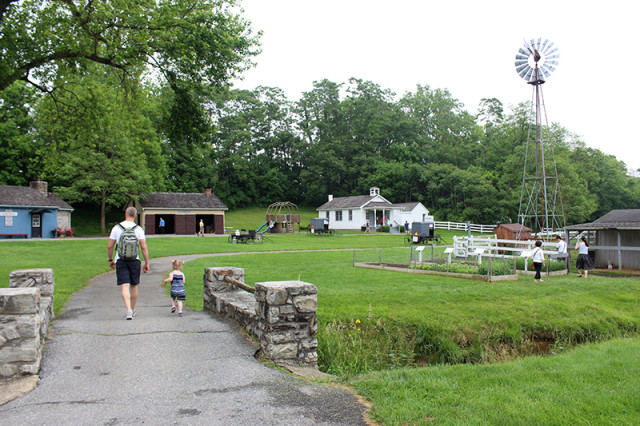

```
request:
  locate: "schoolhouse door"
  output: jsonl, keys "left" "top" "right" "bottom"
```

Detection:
{"left": 32, "top": 214, "right": 42, "bottom": 238}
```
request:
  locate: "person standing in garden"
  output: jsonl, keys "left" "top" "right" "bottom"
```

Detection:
{"left": 107, "top": 207, "right": 150, "bottom": 320}
{"left": 532, "top": 240, "right": 545, "bottom": 282}
{"left": 576, "top": 236, "right": 594, "bottom": 278}
{"left": 555, "top": 235, "right": 569, "bottom": 272}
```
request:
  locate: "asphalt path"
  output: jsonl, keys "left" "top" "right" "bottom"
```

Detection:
{"left": 0, "top": 254, "right": 369, "bottom": 425}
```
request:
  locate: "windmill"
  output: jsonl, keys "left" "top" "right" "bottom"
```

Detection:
{"left": 514, "top": 38, "right": 565, "bottom": 239}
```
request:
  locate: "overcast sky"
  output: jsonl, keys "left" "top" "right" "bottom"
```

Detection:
{"left": 232, "top": 0, "right": 639, "bottom": 171}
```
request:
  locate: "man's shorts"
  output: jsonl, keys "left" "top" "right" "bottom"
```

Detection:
{"left": 116, "top": 259, "right": 141, "bottom": 285}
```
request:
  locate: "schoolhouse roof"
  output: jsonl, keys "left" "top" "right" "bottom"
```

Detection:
{"left": 0, "top": 185, "right": 73, "bottom": 210}
{"left": 139, "top": 192, "right": 227, "bottom": 210}
{"left": 317, "top": 194, "right": 398, "bottom": 210}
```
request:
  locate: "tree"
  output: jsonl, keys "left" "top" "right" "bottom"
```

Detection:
{"left": 35, "top": 68, "right": 164, "bottom": 233}
{"left": 400, "top": 85, "right": 481, "bottom": 167}
{"left": 1, "top": 0, "right": 260, "bottom": 93}
{"left": 0, "top": 81, "right": 40, "bottom": 184}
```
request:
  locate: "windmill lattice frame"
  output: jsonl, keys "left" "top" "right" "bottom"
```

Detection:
{"left": 515, "top": 38, "right": 565, "bottom": 239}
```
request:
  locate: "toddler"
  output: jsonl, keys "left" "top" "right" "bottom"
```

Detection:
{"left": 162, "top": 259, "right": 186, "bottom": 316}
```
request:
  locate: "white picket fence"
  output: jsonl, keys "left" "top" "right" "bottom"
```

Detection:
{"left": 434, "top": 221, "right": 496, "bottom": 233}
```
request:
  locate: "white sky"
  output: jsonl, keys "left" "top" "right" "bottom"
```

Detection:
{"left": 233, "top": 0, "right": 640, "bottom": 171}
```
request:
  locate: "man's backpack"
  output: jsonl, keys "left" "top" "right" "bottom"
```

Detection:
{"left": 117, "top": 224, "right": 139, "bottom": 260}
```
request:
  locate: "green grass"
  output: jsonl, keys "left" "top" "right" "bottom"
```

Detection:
{"left": 3, "top": 230, "right": 640, "bottom": 425}
{"left": 350, "top": 337, "right": 640, "bottom": 425}
{"left": 0, "top": 233, "right": 408, "bottom": 314}
{"left": 224, "top": 205, "right": 319, "bottom": 231}
{"left": 178, "top": 250, "right": 640, "bottom": 370}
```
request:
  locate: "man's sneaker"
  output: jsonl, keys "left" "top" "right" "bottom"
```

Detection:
{"left": 171, "top": 306, "right": 176, "bottom": 313}
{"left": 132, "top": 310, "right": 136, "bottom": 318}
{"left": 126, "top": 310, "right": 134, "bottom": 320}
{"left": 178, "top": 312, "right": 183, "bottom": 317}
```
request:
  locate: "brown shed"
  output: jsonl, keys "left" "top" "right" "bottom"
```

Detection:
{"left": 493, "top": 223, "right": 532, "bottom": 240}
{"left": 129, "top": 189, "right": 227, "bottom": 236}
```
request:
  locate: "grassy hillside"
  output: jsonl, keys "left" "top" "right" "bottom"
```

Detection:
{"left": 224, "top": 205, "right": 319, "bottom": 231}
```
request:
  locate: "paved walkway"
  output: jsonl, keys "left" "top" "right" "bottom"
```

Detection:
{"left": 0, "top": 255, "right": 369, "bottom": 425}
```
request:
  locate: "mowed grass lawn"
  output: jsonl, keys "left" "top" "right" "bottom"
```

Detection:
{"left": 2, "top": 232, "right": 640, "bottom": 424}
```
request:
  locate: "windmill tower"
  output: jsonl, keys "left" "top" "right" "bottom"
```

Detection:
{"left": 514, "top": 38, "right": 565, "bottom": 239}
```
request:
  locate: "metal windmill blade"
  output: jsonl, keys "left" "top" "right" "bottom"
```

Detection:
{"left": 514, "top": 38, "right": 559, "bottom": 83}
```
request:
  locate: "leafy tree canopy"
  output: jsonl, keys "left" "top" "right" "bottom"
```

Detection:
{"left": 0, "top": 0, "right": 261, "bottom": 92}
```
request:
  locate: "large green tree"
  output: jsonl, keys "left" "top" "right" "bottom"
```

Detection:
{"left": 36, "top": 68, "right": 165, "bottom": 233}
{"left": 0, "top": 0, "right": 260, "bottom": 92}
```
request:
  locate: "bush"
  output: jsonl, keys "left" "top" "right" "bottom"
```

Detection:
{"left": 377, "top": 226, "right": 390, "bottom": 233}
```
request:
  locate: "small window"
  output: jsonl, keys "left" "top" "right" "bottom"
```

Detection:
{"left": 32, "top": 214, "right": 41, "bottom": 227}
{"left": 348, "top": 210, "right": 353, "bottom": 221}
{"left": 326, "top": 211, "right": 330, "bottom": 219}
{"left": 336, "top": 211, "right": 343, "bottom": 221}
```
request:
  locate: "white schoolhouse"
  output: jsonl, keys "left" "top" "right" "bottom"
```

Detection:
{"left": 316, "top": 187, "right": 431, "bottom": 231}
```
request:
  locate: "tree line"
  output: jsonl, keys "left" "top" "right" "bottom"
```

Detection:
{"left": 2, "top": 1, "right": 639, "bottom": 231}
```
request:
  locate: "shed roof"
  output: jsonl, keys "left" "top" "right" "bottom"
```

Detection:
{"left": 493, "top": 223, "right": 532, "bottom": 233}
{"left": 565, "top": 209, "right": 640, "bottom": 230}
{"left": 139, "top": 192, "right": 227, "bottom": 210}
{"left": 0, "top": 185, "right": 73, "bottom": 210}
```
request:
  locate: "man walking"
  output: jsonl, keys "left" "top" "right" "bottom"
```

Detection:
{"left": 107, "top": 207, "right": 150, "bottom": 320}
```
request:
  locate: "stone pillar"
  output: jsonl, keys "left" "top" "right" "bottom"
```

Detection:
{"left": 254, "top": 281, "right": 318, "bottom": 366}
{"left": 0, "top": 288, "right": 43, "bottom": 377}
{"left": 10, "top": 268, "right": 55, "bottom": 325}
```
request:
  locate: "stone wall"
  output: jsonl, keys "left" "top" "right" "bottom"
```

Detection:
{"left": 0, "top": 269, "right": 54, "bottom": 378}
{"left": 203, "top": 267, "right": 318, "bottom": 366}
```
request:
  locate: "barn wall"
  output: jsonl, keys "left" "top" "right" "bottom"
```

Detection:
{"left": 595, "top": 230, "right": 640, "bottom": 269}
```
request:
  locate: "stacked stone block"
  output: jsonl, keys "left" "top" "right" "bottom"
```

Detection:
{"left": 254, "top": 281, "right": 318, "bottom": 366}
{"left": 203, "top": 267, "right": 318, "bottom": 366}
{"left": 203, "top": 267, "right": 259, "bottom": 337}
{"left": 1, "top": 269, "right": 54, "bottom": 378}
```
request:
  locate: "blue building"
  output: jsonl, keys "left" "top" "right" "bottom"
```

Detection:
{"left": 0, "top": 181, "right": 73, "bottom": 239}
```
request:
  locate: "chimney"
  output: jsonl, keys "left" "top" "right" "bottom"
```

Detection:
{"left": 30, "top": 180, "right": 48, "bottom": 196}
{"left": 328, "top": 195, "right": 333, "bottom": 201}
{"left": 204, "top": 188, "right": 212, "bottom": 195}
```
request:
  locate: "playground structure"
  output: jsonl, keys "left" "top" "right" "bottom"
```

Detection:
{"left": 265, "top": 202, "right": 300, "bottom": 233}
{"left": 308, "top": 217, "right": 334, "bottom": 235}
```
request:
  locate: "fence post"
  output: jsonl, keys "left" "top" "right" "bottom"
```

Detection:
{"left": 489, "top": 257, "right": 493, "bottom": 279}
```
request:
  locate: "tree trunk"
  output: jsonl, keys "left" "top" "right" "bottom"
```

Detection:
{"left": 100, "top": 190, "right": 107, "bottom": 235}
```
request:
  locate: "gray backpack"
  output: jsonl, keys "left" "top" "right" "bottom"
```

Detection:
{"left": 117, "top": 224, "right": 139, "bottom": 260}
